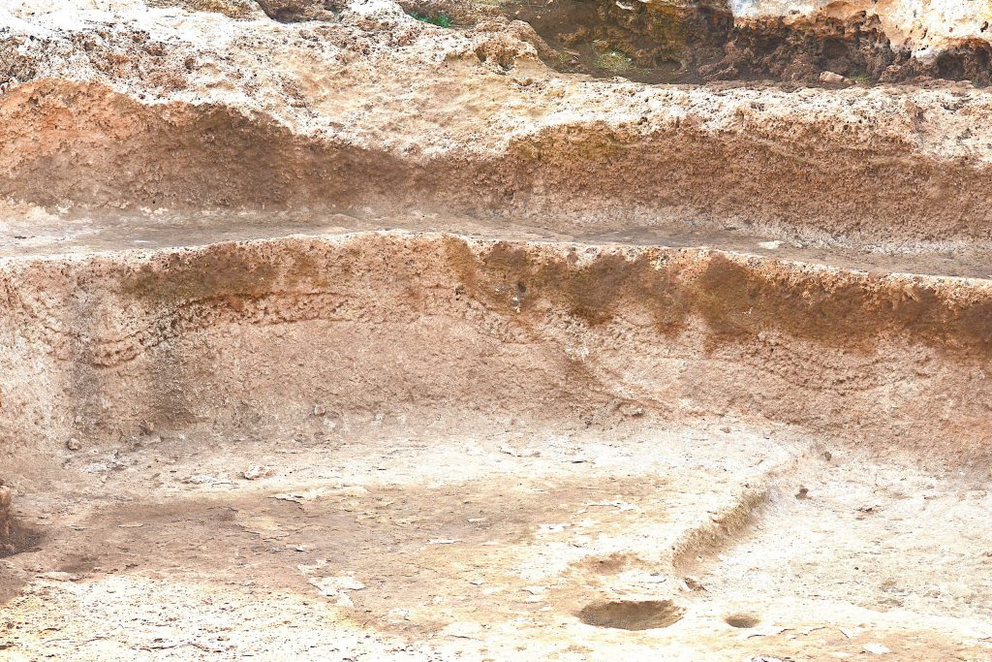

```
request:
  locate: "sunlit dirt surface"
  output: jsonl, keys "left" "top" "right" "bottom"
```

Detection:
{"left": 5, "top": 412, "right": 992, "bottom": 661}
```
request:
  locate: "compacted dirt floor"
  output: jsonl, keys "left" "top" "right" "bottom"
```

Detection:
{"left": 4, "top": 411, "right": 992, "bottom": 661}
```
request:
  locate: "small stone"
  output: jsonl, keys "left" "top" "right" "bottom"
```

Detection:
{"left": 309, "top": 575, "right": 365, "bottom": 607}
{"left": 820, "top": 71, "right": 851, "bottom": 85}
{"left": 795, "top": 486, "right": 809, "bottom": 499}
{"left": 66, "top": 438, "right": 82, "bottom": 451}
{"left": 185, "top": 474, "right": 218, "bottom": 484}
{"left": 684, "top": 575, "right": 706, "bottom": 592}
{"left": 242, "top": 464, "right": 274, "bottom": 480}
{"left": 863, "top": 643, "right": 890, "bottom": 655}
{"left": 312, "top": 404, "right": 326, "bottom": 416}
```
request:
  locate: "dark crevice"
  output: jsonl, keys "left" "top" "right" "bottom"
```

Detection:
{"left": 404, "top": 0, "right": 992, "bottom": 86}
{"left": 255, "top": 0, "right": 340, "bottom": 22}
{"left": 578, "top": 599, "right": 685, "bottom": 630}
{"left": 0, "top": 486, "right": 41, "bottom": 560}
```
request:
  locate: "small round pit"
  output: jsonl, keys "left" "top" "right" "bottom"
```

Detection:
{"left": 578, "top": 599, "right": 685, "bottom": 631}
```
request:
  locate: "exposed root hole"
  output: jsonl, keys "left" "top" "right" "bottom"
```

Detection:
{"left": 578, "top": 599, "right": 685, "bottom": 630}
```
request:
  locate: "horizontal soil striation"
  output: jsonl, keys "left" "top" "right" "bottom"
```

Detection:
{"left": 493, "top": 0, "right": 992, "bottom": 85}
{"left": 448, "top": 238, "right": 992, "bottom": 356}
{"left": 2, "top": 233, "right": 991, "bottom": 475}
{"left": 5, "top": 80, "right": 992, "bottom": 246}
{"left": 491, "top": 120, "right": 992, "bottom": 245}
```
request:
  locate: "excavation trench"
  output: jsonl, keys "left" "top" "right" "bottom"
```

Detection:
{"left": 4, "top": 3, "right": 992, "bottom": 659}
{"left": 2, "top": 231, "right": 992, "bottom": 658}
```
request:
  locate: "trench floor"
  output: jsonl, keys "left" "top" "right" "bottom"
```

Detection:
{"left": 2, "top": 421, "right": 991, "bottom": 660}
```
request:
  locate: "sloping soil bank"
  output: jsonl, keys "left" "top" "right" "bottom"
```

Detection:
{"left": 5, "top": 80, "right": 992, "bottom": 249}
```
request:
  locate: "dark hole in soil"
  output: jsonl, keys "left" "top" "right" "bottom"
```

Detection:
{"left": 0, "top": 522, "right": 42, "bottom": 559}
{"left": 578, "top": 599, "right": 685, "bottom": 630}
{"left": 724, "top": 612, "right": 760, "bottom": 628}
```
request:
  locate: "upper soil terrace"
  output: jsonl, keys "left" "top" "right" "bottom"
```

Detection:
{"left": 5, "top": 1, "right": 992, "bottom": 253}
{"left": 4, "top": 76, "right": 992, "bottom": 253}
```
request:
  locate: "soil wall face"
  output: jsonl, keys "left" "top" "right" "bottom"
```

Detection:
{"left": 2, "top": 233, "right": 990, "bottom": 480}
{"left": 4, "top": 80, "right": 992, "bottom": 247}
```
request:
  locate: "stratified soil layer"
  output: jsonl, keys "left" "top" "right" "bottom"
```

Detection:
{"left": 3, "top": 1, "right": 992, "bottom": 249}
{"left": 4, "top": 231, "right": 992, "bottom": 473}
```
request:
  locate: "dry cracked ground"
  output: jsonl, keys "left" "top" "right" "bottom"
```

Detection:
{"left": 3, "top": 0, "right": 992, "bottom": 660}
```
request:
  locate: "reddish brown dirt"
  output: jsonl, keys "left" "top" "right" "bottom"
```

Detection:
{"left": 5, "top": 80, "right": 992, "bottom": 248}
